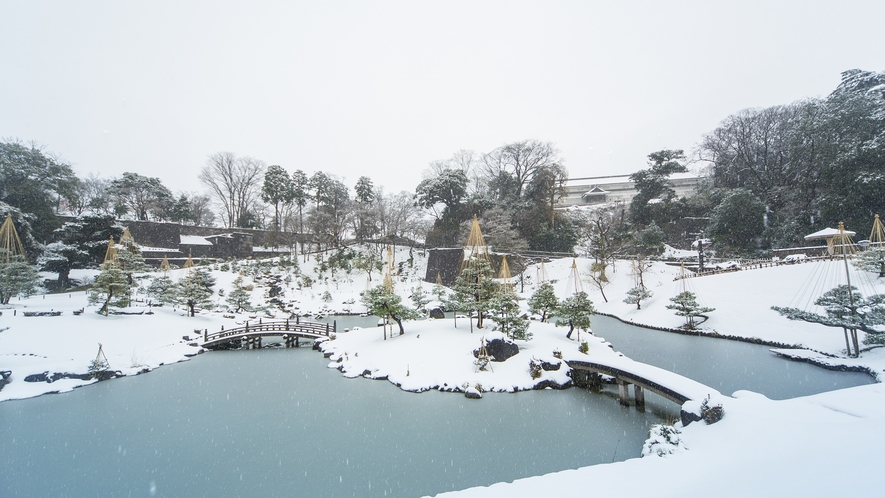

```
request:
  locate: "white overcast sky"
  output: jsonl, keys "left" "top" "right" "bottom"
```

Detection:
{"left": 1, "top": 1, "right": 883, "bottom": 195}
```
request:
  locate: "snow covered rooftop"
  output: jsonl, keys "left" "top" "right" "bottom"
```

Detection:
{"left": 804, "top": 227, "right": 856, "bottom": 240}
{"left": 180, "top": 235, "right": 213, "bottom": 246}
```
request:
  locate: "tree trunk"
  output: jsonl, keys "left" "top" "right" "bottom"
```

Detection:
{"left": 851, "top": 328, "right": 860, "bottom": 358}
{"left": 566, "top": 322, "right": 575, "bottom": 339}
{"left": 393, "top": 317, "right": 404, "bottom": 335}
{"left": 58, "top": 268, "right": 71, "bottom": 289}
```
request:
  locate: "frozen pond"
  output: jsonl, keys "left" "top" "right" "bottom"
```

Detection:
{"left": 1, "top": 348, "right": 666, "bottom": 498}
{"left": 1, "top": 315, "right": 873, "bottom": 497}
{"left": 590, "top": 314, "right": 874, "bottom": 399}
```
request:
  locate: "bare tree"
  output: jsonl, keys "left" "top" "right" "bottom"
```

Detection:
{"left": 378, "top": 190, "right": 424, "bottom": 240}
{"left": 426, "top": 150, "right": 484, "bottom": 196}
{"left": 199, "top": 152, "right": 265, "bottom": 228}
{"left": 69, "top": 174, "right": 113, "bottom": 216}
{"left": 482, "top": 140, "right": 560, "bottom": 198}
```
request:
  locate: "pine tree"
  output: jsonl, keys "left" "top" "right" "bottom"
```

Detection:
{"left": 451, "top": 257, "right": 498, "bottom": 328}
{"left": 772, "top": 285, "right": 885, "bottom": 356}
{"left": 432, "top": 281, "right": 447, "bottom": 304}
{"left": 174, "top": 268, "right": 214, "bottom": 317}
{"left": 854, "top": 248, "right": 885, "bottom": 277}
{"left": 555, "top": 291, "right": 595, "bottom": 339}
{"left": 409, "top": 286, "right": 431, "bottom": 313}
{"left": 667, "top": 291, "right": 714, "bottom": 330}
{"left": 146, "top": 275, "right": 176, "bottom": 304}
{"left": 527, "top": 281, "right": 558, "bottom": 322}
{"left": 0, "top": 214, "right": 41, "bottom": 304}
{"left": 39, "top": 241, "right": 87, "bottom": 289}
{"left": 117, "top": 245, "right": 148, "bottom": 275}
{"left": 0, "top": 259, "right": 41, "bottom": 304}
{"left": 624, "top": 286, "right": 653, "bottom": 310}
{"left": 88, "top": 261, "right": 131, "bottom": 315}
{"left": 362, "top": 285, "right": 420, "bottom": 336}
{"left": 488, "top": 289, "right": 531, "bottom": 340}
{"left": 226, "top": 274, "right": 252, "bottom": 312}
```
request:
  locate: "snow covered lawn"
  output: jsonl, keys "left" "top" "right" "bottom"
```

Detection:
{"left": 3, "top": 249, "right": 885, "bottom": 497}
{"left": 433, "top": 382, "right": 885, "bottom": 497}
{"left": 0, "top": 290, "right": 227, "bottom": 402}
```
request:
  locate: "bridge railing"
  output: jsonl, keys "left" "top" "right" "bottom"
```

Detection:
{"left": 203, "top": 319, "right": 334, "bottom": 343}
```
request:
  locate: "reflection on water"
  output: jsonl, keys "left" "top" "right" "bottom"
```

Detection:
{"left": 591, "top": 314, "right": 873, "bottom": 399}
{"left": 2, "top": 314, "right": 872, "bottom": 497}
{"left": 1, "top": 348, "right": 667, "bottom": 498}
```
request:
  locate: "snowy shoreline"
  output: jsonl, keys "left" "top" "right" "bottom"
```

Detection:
{"left": 4, "top": 251, "right": 885, "bottom": 497}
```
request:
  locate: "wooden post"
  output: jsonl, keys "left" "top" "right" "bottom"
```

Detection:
{"left": 618, "top": 380, "right": 630, "bottom": 406}
{"left": 286, "top": 319, "right": 289, "bottom": 331}
{"left": 204, "top": 330, "right": 207, "bottom": 342}
{"left": 634, "top": 384, "right": 645, "bottom": 409}
{"left": 326, "top": 323, "right": 330, "bottom": 335}
{"left": 296, "top": 315, "right": 300, "bottom": 325}
{"left": 295, "top": 337, "right": 299, "bottom": 348}
{"left": 333, "top": 320, "right": 337, "bottom": 333}
{"left": 283, "top": 334, "right": 289, "bottom": 347}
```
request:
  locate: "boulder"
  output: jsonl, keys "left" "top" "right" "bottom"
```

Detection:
{"left": 532, "top": 378, "right": 571, "bottom": 390}
{"left": 0, "top": 370, "right": 10, "bottom": 392}
{"left": 473, "top": 338, "right": 519, "bottom": 362}
{"left": 568, "top": 369, "right": 603, "bottom": 388}
{"left": 540, "top": 359, "right": 562, "bottom": 371}
{"left": 24, "top": 371, "right": 94, "bottom": 383}
{"left": 428, "top": 307, "right": 445, "bottom": 319}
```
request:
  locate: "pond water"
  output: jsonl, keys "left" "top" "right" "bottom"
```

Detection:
{"left": 1, "top": 348, "right": 666, "bottom": 498}
{"left": 589, "top": 315, "right": 874, "bottom": 399}
{"left": 1, "top": 314, "right": 873, "bottom": 497}
{"left": 321, "top": 313, "right": 874, "bottom": 399}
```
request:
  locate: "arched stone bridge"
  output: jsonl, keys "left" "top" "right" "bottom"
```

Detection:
{"left": 201, "top": 318, "right": 335, "bottom": 349}
{"left": 566, "top": 357, "right": 720, "bottom": 411}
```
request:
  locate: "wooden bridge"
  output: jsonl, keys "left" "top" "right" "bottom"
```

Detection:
{"left": 566, "top": 357, "right": 720, "bottom": 410}
{"left": 201, "top": 318, "right": 336, "bottom": 350}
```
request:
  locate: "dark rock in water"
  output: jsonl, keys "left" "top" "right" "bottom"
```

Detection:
{"left": 464, "top": 388, "right": 482, "bottom": 399}
{"left": 94, "top": 370, "right": 121, "bottom": 381}
{"left": 473, "top": 338, "right": 519, "bottom": 362}
{"left": 568, "top": 369, "right": 603, "bottom": 388}
{"left": 428, "top": 307, "right": 445, "bottom": 319}
{"left": 206, "top": 339, "right": 242, "bottom": 351}
{"left": 51, "top": 372, "right": 92, "bottom": 382}
{"left": 360, "top": 369, "right": 388, "bottom": 380}
{"left": 533, "top": 378, "right": 571, "bottom": 390}
{"left": 25, "top": 371, "right": 94, "bottom": 383}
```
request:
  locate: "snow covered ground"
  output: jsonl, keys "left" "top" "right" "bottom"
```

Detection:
{"left": 2, "top": 245, "right": 884, "bottom": 497}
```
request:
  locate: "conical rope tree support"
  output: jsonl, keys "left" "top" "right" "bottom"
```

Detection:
{"left": 870, "top": 214, "right": 885, "bottom": 247}
{"left": 458, "top": 215, "right": 494, "bottom": 331}
{"left": 0, "top": 214, "right": 27, "bottom": 264}
{"left": 566, "top": 259, "right": 585, "bottom": 342}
